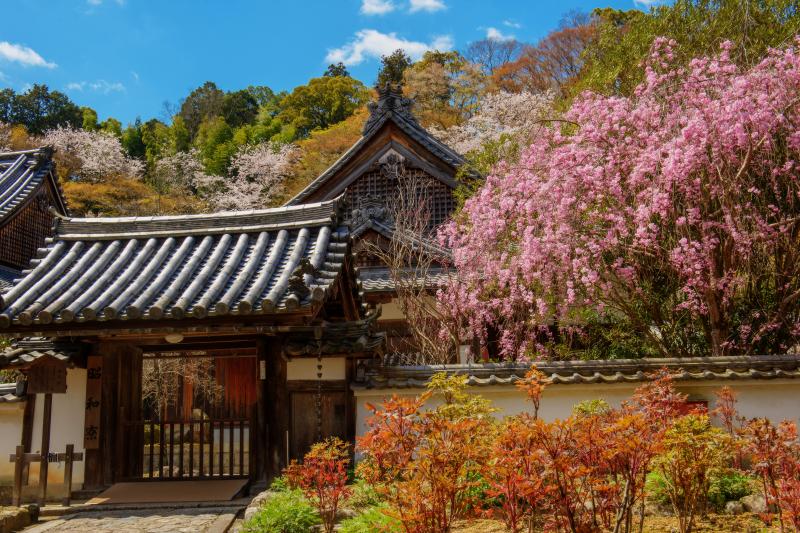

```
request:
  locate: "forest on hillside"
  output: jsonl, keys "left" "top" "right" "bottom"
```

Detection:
{"left": 0, "top": 0, "right": 798, "bottom": 217}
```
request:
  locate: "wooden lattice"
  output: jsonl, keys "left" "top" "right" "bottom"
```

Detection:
{"left": 0, "top": 189, "right": 55, "bottom": 270}
{"left": 344, "top": 165, "right": 454, "bottom": 269}
{"left": 342, "top": 167, "right": 455, "bottom": 229}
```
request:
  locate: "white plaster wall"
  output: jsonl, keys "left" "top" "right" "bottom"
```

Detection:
{"left": 0, "top": 402, "right": 26, "bottom": 483}
{"left": 287, "top": 357, "right": 346, "bottom": 380}
{"left": 354, "top": 379, "right": 800, "bottom": 439}
{"left": 379, "top": 300, "right": 405, "bottom": 321}
{"left": 29, "top": 368, "right": 87, "bottom": 489}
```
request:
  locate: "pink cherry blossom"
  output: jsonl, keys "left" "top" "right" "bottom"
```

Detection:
{"left": 441, "top": 38, "right": 800, "bottom": 360}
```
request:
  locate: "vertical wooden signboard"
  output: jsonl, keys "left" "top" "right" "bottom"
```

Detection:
{"left": 83, "top": 356, "right": 103, "bottom": 449}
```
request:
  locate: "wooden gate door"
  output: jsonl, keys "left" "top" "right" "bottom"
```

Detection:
{"left": 289, "top": 390, "right": 348, "bottom": 461}
{"left": 124, "top": 353, "right": 258, "bottom": 480}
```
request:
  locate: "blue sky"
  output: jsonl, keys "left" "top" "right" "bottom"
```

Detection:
{"left": 1, "top": 0, "right": 647, "bottom": 125}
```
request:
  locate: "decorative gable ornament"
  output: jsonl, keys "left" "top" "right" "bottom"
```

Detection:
{"left": 363, "top": 84, "right": 419, "bottom": 135}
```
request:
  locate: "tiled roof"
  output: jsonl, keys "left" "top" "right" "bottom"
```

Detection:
{"left": 0, "top": 382, "right": 24, "bottom": 403}
{"left": 0, "top": 264, "right": 20, "bottom": 292}
{"left": 286, "top": 87, "right": 465, "bottom": 206}
{"left": 0, "top": 338, "right": 82, "bottom": 369}
{"left": 357, "top": 266, "right": 452, "bottom": 294}
{"left": 0, "top": 148, "right": 66, "bottom": 223}
{"left": 358, "top": 354, "right": 800, "bottom": 389}
{"left": 0, "top": 200, "right": 351, "bottom": 329}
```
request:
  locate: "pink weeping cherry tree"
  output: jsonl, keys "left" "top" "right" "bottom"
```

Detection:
{"left": 441, "top": 38, "right": 800, "bottom": 360}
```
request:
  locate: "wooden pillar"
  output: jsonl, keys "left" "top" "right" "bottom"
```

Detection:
{"left": 264, "top": 338, "right": 288, "bottom": 479}
{"left": 345, "top": 358, "right": 356, "bottom": 448}
{"left": 62, "top": 444, "right": 74, "bottom": 507}
{"left": 37, "top": 393, "right": 53, "bottom": 507}
{"left": 12, "top": 445, "right": 24, "bottom": 507}
{"left": 20, "top": 393, "right": 35, "bottom": 483}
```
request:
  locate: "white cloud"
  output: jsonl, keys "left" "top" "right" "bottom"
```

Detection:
{"left": 87, "top": 0, "right": 125, "bottom": 5}
{"left": 503, "top": 19, "right": 522, "bottom": 29}
{"left": 66, "top": 80, "right": 126, "bottom": 94}
{"left": 327, "top": 29, "right": 452, "bottom": 66}
{"left": 131, "top": 70, "right": 140, "bottom": 82}
{"left": 486, "top": 27, "right": 514, "bottom": 42}
{"left": 0, "top": 41, "right": 56, "bottom": 68}
{"left": 634, "top": 0, "right": 663, "bottom": 6}
{"left": 361, "top": 0, "right": 395, "bottom": 15}
{"left": 409, "top": 0, "right": 445, "bottom": 13}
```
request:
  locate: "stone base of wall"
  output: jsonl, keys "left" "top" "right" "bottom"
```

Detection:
{"left": 0, "top": 506, "right": 32, "bottom": 533}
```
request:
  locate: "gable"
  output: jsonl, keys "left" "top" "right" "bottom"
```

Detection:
{"left": 288, "top": 119, "right": 460, "bottom": 205}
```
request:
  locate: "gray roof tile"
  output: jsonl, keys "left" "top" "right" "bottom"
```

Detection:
{"left": 0, "top": 264, "right": 20, "bottom": 292}
{"left": 0, "top": 338, "right": 82, "bottom": 369}
{"left": 357, "top": 266, "right": 451, "bottom": 293}
{"left": 360, "top": 354, "right": 800, "bottom": 389}
{"left": 0, "top": 199, "right": 351, "bottom": 328}
{"left": 0, "top": 382, "right": 24, "bottom": 403}
{"left": 0, "top": 148, "right": 66, "bottom": 222}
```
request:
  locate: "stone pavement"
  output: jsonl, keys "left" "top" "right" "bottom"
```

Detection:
{"left": 21, "top": 506, "right": 238, "bottom": 533}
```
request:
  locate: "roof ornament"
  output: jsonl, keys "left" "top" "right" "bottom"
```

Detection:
{"left": 287, "top": 258, "right": 320, "bottom": 301}
{"left": 363, "top": 83, "right": 419, "bottom": 135}
{"left": 349, "top": 196, "right": 392, "bottom": 231}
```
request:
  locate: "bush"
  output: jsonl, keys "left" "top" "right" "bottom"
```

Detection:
{"left": 346, "top": 478, "right": 383, "bottom": 512}
{"left": 708, "top": 472, "right": 753, "bottom": 510}
{"left": 339, "top": 504, "right": 402, "bottom": 533}
{"left": 239, "top": 489, "right": 320, "bottom": 533}
{"left": 649, "top": 468, "right": 754, "bottom": 511}
{"left": 645, "top": 471, "right": 670, "bottom": 507}
{"left": 285, "top": 437, "right": 351, "bottom": 533}
{"left": 269, "top": 475, "right": 291, "bottom": 492}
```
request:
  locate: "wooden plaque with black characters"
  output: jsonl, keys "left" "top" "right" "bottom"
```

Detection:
{"left": 83, "top": 356, "right": 103, "bottom": 449}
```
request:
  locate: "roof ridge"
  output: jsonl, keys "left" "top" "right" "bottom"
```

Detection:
{"left": 54, "top": 198, "right": 343, "bottom": 240}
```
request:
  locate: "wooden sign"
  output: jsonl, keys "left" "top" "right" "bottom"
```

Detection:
{"left": 83, "top": 355, "right": 103, "bottom": 449}
{"left": 26, "top": 356, "right": 67, "bottom": 394}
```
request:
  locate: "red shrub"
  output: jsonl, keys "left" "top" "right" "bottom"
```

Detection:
{"left": 285, "top": 437, "right": 351, "bottom": 533}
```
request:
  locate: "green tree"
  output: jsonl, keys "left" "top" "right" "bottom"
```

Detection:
{"left": 221, "top": 90, "right": 259, "bottom": 128}
{"left": 376, "top": 49, "right": 412, "bottom": 87}
{"left": 81, "top": 107, "right": 99, "bottom": 131}
{"left": 8, "top": 84, "right": 82, "bottom": 134}
{"left": 324, "top": 62, "right": 349, "bottom": 77}
{"left": 579, "top": 0, "right": 800, "bottom": 97}
{"left": 403, "top": 50, "right": 485, "bottom": 128}
{"left": 141, "top": 119, "right": 172, "bottom": 168}
{"left": 169, "top": 115, "right": 191, "bottom": 152}
{"left": 100, "top": 117, "right": 122, "bottom": 137}
{"left": 245, "top": 85, "right": 278, "bottom": 108}
{"left": 194, "top": 116, "right": 234, "bottom": 175}
{"left": 279, "top": 76, "right": 370, "bottom": 137}
{"left": 121, "top": 119, "right": 146, "bottom": 160}
{"left": 179, "top": 81, "right": 225, "bottom": 139}
{"left": 0, "top": 89, "right": 14, "bottom": 124}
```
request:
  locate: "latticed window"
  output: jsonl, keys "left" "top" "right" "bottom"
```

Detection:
{"left": 342, "top": 167, "right": 455, "bottom": 230}
{"left": 0, "top": 190, "right": 55, "bottom": 270}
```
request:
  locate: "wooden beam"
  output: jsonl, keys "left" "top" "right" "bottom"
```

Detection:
{"left": 37, "top": 393, "right": 52, "bottom": 507}
{"left": 2, "top": 311, "right": 317, "bottom": 337}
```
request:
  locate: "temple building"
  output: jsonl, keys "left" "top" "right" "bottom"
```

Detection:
{"left": 1, "top": 91, "right": 799, "bottom": 502}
